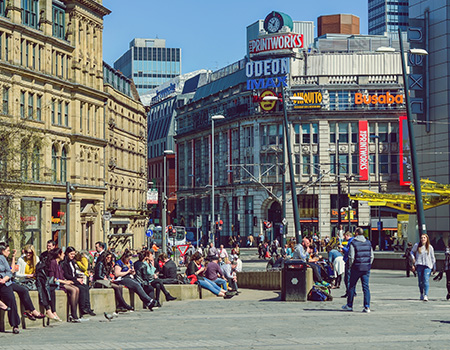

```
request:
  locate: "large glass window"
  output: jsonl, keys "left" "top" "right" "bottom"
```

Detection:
{"left": 338, "top": 122, "right": 349, "bottom": 143}
{"left": 51, "top": 145, "right": 57, "bottom": 182}
{"left": 379, "top": 123, "right": 388, "bottom": 142}
{"left": 22, "top": 0, "right": 39, "bottom": 29}
{"left": 330, "top": 122, "right": 336, "bottom": 143}
{"left": 339, "top": 154, "right": 349, "bottom": 174}
{"left": 312, "top": 123, "right": 318, "bottom": 143}
{"left": 61, "top": 147, "right": 67, "bottom": 182}
{"left": 302, "top": 124, "right": 311, "bottom": 144}
{"left": 20, "top": 91, "right": 25, "bottom": 118}
{"left": 31, "top": 144, "right": 40, "bottom": 181}
{"left": 380, "top": 154, "right": 389, "bottom": 174}
{"left": 28, "top": 93, "right": 33, "bottom": 119}
{"left": 52, "top": 4, "right": 65, "bottom": 39}
{"left": 351, "top": 122, "right": 358, "bottom": 143}
{"left": 2, "top": 87, "right": 8, "bottom": 115}
{"left": 0, "top": 0, "right": 5, "bottom": 17}
{"left": 21, "top": 140, "right": 28, "bottom": 180}
{"left": 36, "top": 95, "right": 41, "bottom": 121}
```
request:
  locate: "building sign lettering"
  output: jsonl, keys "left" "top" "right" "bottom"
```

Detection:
{"left": 355, "top": 92, "right": 403, "bottom": 105}
{"left": 249, "top": 33, "right": 303, "bottom": 55}
{"left": 292, "top": 91, "right": 323, "bottom": 109}
{"left": 358, "top": 120, "right": 369, "bottom": 181}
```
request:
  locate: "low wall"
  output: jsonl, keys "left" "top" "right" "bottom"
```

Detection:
{"left": 0, "top": 283, "right": 207, "bottom": 332}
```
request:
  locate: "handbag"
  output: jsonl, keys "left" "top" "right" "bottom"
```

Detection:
{"left": 187, "top": 274, "right": 198, "bottom": 284}
{"left": 15, "top": 277, "right": 37, "bottom": 291}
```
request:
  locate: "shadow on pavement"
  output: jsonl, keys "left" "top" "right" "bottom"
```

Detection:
{"left": 259, "top": 292, "right": 281, "bottom": 302}
{"left": 303, "top": 308, "right": 343, "bottom": 312}
{"left": 431, "top": 320, "right": 450, "bottom": 324}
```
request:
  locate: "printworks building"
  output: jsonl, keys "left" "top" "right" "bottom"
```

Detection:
{"left": 175, "top": 12, "right": 410, "bottom": 248}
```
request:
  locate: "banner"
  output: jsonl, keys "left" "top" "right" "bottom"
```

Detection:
{"left": 358, "top": 120, "right": 369, "bottom": 181}
{"left": 399, "top": 116, "right": 412, "bottom": 186}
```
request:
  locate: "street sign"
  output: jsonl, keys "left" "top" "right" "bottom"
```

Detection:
{"left": 146, "top": 228, "right": 153, "bottom": 238}
{"left": 177, "top": 244, "right": 190, "bottom": 256}
{"left": 103, "top": 211, "right": 112, "bottom": 221}
{"left": 282, "top": 218, "right": 287, "bottom": 226}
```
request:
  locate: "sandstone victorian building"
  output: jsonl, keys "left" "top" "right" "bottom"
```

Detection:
{"left": 0, "top": 0, "right": 147, "bottom": 253}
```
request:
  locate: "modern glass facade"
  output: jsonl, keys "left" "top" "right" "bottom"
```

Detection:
{"left": 368, "top": 0, "right": 409, "bottom": 35}
{"left": 114, "top": 38, "right": 181, "bottom": 96}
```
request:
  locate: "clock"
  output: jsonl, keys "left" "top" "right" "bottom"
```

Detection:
{"left": 264, "top": 11, "right": 284, "bottom": 33}
{"left": 267, "top": 17, "right": 281, "bottom": 33}
{"left": 263, "top": 11, "right": 293, "bottom": 34}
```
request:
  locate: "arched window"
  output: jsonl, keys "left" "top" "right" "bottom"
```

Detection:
{"left": 61, "top": 146, "right": 67, "bottom": 183}
{"left": 31, "top": 144, "right": 40, "bottom": 181}
{"left": 51, "top": 145, "right": 57, "bottom": 182}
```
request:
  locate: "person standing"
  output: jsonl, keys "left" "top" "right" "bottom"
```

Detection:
{"left": 411, "top": 234, "right": 436, "bottom": 301}
{"left": 342, "top": 227, "right": 373, "bottom": 313}
{"left": 340, "top": 231, "right": 354, "bottom": 298}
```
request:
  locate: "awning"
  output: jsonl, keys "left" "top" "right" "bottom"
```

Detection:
{"left": 110, "top": 219, "right": 130, "bottom": 226}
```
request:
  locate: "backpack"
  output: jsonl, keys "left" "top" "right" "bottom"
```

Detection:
{"left": 308, "top": 286, "right": 328, "bottom": 301}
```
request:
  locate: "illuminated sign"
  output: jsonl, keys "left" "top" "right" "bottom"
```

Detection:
{"left": 292, "top": 91, "right": 323, "bottom": 109}
{"left": 249, "top": 33, "right": 303, "bottom": 55}
{"left": 246, "top": 58, "right": 289, "bottom": 91}
{"left": 258, "top": 90, "right": 277, "bottom": 111}
{"left": 359, "top": 120, "right": 369, "bottom": 181}
{"left": 355, "top": 92, "right": 403, "bottom": 105}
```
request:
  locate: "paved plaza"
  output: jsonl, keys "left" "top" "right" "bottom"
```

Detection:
{"left": 1, "top": 263, "right": 450, "bottom": 349}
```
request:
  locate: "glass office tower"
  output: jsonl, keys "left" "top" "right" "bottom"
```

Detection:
{"left": 368, "top": 0, "right": 409, "bottom": 35}
{"left": 114, "top": 38, "right": 181, "bottom": 96}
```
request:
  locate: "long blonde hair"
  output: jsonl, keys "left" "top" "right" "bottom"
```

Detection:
{"left": 23, "top": 244, "right": 37, "bottom": 268}
{"left": 418, "top": 234, "right": 430, "bottom": 254}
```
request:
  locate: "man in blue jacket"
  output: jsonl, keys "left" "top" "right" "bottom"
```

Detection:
{"left": 340, "top": 231, "right": 354, "bottom": 298}
{"left": 342, "top": 227, "right": 374, "bottom": 313}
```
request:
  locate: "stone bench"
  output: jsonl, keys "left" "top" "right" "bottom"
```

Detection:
{"left": 0, "top": 283, "right": 212, "bottom": 332}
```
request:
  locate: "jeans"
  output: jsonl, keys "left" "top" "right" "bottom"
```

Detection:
{"left": 344, "top": 263, "right": 351, "bottom": 294}
{"left": 347, "top": 269, "right": 370, "bottom": 309}
{"left": 212, "top": 277, "right": 227, "bottom": 291}
{"left": 197, "top": 278, "right": 222, "bottom": 295}
{"left": 416, "top": 265, "right": 432, "bottom": 297}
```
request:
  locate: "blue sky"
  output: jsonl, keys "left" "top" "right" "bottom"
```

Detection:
{"left": 103, "top": 0, "right": 368, "bottom": 74}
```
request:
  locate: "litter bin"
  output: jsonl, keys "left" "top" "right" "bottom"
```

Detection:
{"left": 281, "top": 259, "right": 308, "bottom": 301}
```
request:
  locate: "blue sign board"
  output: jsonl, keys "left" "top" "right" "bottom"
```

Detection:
{"left": 146, "top": 228, "right": 153, "bottom": 238}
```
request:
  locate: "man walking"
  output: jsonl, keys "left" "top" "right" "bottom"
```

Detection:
{"left": 342, "top": 227, "right": 374, "bottom": 313}
{"left": 341, "top": 231, "right": 354, "bottom": 298}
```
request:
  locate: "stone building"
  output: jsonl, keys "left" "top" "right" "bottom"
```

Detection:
{"left": 0, "top": 0, "right": 147, "bottom": 253}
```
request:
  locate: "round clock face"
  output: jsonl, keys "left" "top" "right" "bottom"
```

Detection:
{"left": 267, "top": 17, "right": 281, "bottom": 33}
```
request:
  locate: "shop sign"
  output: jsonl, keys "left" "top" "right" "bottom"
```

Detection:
{"left": 355, "top": 92, "right": 403, "bottom": 105}
{"left": 246, "top": 57, "right": 290, "bottom": 91}
{"left": 147, "top": 188, "right": 158, "bottom": 204}
{"left": 359, "top": 120, "right": 369, "bottom": 181}
{"left": 21, "top": 215, "right": 38, "bottom": 229}
{"left": 258, "top": 90, "right": 278, "bottom": 111}
{"left": 249, "top": 33, "right": 303, "bottom": 55}
{"left": 292, "top": 91, "right": 323, "bottom": 109}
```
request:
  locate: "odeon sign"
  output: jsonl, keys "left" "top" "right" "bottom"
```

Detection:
{"left": 355, "top": 92, "right": 403, "bottom": 105}
{"left": 246, "top": 57, "right": 289, "bottom": 90}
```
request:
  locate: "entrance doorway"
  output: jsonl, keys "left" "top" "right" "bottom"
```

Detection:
{"left": 268, "top": 202, "right": 282, "bottom": 242}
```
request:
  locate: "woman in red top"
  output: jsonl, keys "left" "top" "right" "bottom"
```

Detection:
{"left": 47, "top": 248, "right": 81, "bottom": 322}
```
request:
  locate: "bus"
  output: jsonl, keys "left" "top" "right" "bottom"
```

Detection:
{"left": 151, "top": 226, "right": 187, "bottom": 248}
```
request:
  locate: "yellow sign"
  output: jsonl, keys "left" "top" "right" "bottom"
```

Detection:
{"left": 259, "top": 90, "right": 277, "bottom": 111}
{"left": 293, "top": 91, "right": 323, "bottom": 109}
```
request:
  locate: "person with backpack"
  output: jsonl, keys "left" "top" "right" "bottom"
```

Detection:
{"left": 342, "top": 227, "right": 374, "bottom": 313}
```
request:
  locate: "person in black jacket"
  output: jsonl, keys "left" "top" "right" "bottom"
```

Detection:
{"left": 93, "top": 251, "right": 133, "bottom": 312}
{"left": 135, "top": 250, "right": 176, "bottom": 307}
{"left": 157, "top": 253, "right": 178, "bottom": 284}
{"left": 62, "top": 246, "right": 95, "bottom": 317}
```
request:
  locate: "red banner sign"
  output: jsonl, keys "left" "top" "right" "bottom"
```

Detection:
{"left": 249, "top": 33, "right": 304, "bottom": 55}
{"left": 359, "top": 120, "right": 369, "bottom": 181}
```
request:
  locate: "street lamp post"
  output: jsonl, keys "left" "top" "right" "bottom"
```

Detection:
{"left": 336, "top": 139, "right": 342, "bottom": 237}
{"left": 377, "top": 30, "right": 429, "bottom": 237}
{"left": 370, "top": 135, "right": 382, "bottom": 250}
{"left": 263, "top": 90, "right": 302, "bottom": 243}
{"left": 162, "top": 149, "right": 174, "bottom": 254}
{"left": 211, "top": 115, "right": 225, "bottom": 245}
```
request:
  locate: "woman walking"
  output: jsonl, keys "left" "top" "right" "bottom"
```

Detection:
{"left": 411, "top": 234, "right": 436, "bottom": 301}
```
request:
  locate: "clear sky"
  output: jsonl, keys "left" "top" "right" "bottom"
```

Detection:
{"left": 103, "top": 0, "right": 368, "bottom": 74}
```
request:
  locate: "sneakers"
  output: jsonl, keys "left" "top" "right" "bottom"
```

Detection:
{"left": 423, "top": 295, "right": 428, "bottom": 301}
{"left": 362, "top": 307, "right": 371, "bottom": 313}
{"left": 420, "top": 294, "right": 424, "bottom": 300}
{"left": 341, "top": 304, "right": 353, "bottom": 311}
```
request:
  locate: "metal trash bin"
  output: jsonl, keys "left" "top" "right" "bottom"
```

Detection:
{"left": 281, "top": 259, "right": 308, "bottom": 301}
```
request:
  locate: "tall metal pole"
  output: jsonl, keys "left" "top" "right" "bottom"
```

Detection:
{"left": 398, "top": 28, "right": 427, "bottom": 236}
{"left": 336, "top": 139, "right": 341, "bottom": 236}
{"left": 162, "top": 153, "right": 168, "bottom": 254}
{"left": 281, "top": 87, "right": 302, "bottom": 243}
{"left": 281, "top": 116, "right": 287, "bottom": 247}
{"left": 376, "top": 136, "right": 382, "bottom": 250}
{"left": 211, "top": 118, "right": 215, "bottom": 245}
{"left": 347, "top": 176, "right": 351, "bottom": 232}
{"left": 66, "top": 181, "right": 71, "bottom": 247}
